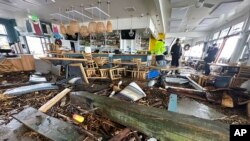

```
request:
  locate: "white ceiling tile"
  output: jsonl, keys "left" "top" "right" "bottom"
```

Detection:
{"left": 199, "top": 17, "right": 218, "bottom": 26}
{"left": 193, "top": 26, "right": 210, "bottom": 31}
{"left": 170, "top": 20, "right": 182, "bottom": 27}
{"left": 171, "top": 7, "right": 189, "bottom": 20}
{"left": 210, "top": 1, "right": 243, "bottom": 16}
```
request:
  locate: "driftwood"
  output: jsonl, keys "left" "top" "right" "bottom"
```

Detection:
{"left": 70, "top": 91, "right": 229, "bottom": 141}
{"left": 161, "top": 86, "right": 207, "bottom": 101}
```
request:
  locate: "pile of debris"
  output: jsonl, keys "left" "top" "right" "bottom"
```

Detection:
{"left": 0, "top": 71, "right": 249, "bottom": 141}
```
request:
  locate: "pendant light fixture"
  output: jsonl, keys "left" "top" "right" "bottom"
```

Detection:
{"left": 59, "top": 8, "right": 66, "bottom": 35}
{"left": 106, "top": 1, "right": 113, "bottom": 33}
{"left": 88, "top": 4, "right": 97, "bottom": 34}
{"left": 115, "top": 17, "right": 119, "bottom": 36}
{"left": 66, "top": 8, "right": 73, "bottom": 36}
{"left": 128, "top": 0, "right": 134, "bottom": 37}
{"left": 143, "top": 13, "right": 150, "bottom": 36}
{"left": 79, "top": 4, "right": 89, "bottom": 37}
{"left": 129, "top": 14, "right": 134, "bottom": 37}
{"left": 69, "top": 6, "right": 80, "bottom": 35}
{"left": 96, "top": 0, "right": 105, "bottom": 33}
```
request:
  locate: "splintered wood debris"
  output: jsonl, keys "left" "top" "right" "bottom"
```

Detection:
{"left": 0, "top": 73, "right": 250, "bottom": 141}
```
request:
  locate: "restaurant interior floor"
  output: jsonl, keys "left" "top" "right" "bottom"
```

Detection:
{"left": 0, "top": 66, "right": 249, "bottom": 141}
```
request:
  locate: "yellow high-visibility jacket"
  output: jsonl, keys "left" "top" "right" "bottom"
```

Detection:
{"left": 151, "top": 40, "right": 166, "bottom": 55}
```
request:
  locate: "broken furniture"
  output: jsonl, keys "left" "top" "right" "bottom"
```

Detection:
{"left": 209, "top": 63, "right": 240, "bottom": 76}
{"left": 71, "top": 91, "right": 229, "bottom": 141}
{"left": 115, "top": 82, "right": 146, "bottom": 101}
{"left": 40, "top": 57, "right": 88, "bottom": 78}
{"left": 0, "top": 58, "right": 14, "bottom": 73}
{"left": 68, "top": 63, "right": 89, "bottom": 84}
{"left": 109, "top": 68, "right": 125, "bottom": 80}
{"left": 82, "top": 53, "right": 98, "bottom": 69}
{"left": 0, "top": 55, "right": 35, "bottom": 73}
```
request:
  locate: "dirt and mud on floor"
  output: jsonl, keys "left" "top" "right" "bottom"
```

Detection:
{"left": 0, "top": 72, "right": 249, "bottom": 141}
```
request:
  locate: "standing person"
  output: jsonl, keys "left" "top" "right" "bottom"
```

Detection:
{"left": 204, "top": 43, "right": 219, "bottom": 75}
{"left": 170, "top": 38, "right": 182, "bottom": 74}
{"left": 151, "top": 39, "right": 166, "bottom": 66}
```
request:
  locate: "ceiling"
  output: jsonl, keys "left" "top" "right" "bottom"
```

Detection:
{"left": 166, "top": 0, "right": 250, "bottom": 33}
{"left": 0, "top": 0, "right": 163, "bottom": 31}
{"left": 0, "top": 0, "right": 250, "bottom": 40}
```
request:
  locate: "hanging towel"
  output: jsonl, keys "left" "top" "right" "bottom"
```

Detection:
{"left": 33, "top": 22, "right": 42, "bottom": 35}
{"left": 26, "top": 20, "right": 33, "bottom": 33}
{"left": 53, "top": 25, "right": 59, "bottom": 33}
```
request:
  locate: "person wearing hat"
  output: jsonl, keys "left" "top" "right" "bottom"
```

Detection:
{"left": 204, "top": 43, "right": 219, "bottom": 75}
{"left": 170, "top": 38, "right": 182, "bottom": 74}
{"left": 151, "top": 39, "right": 167, "bottom": 66}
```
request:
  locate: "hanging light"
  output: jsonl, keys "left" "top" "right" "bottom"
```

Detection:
{"left": 79, "top": 4, "right": 89, "bottom": 37}
{"left": 106, "top": 1, "right": 113, "bottom": 33}
{"left": 69, "top": 6, "right": 80, "bottom": 34}
{"left": 88, "top": 4, "right": 97, "bottom": 34}
{"left": 129, "top": 15, "right": 134, "bottom": 37}
{"left": 143, "top": 13, "right": 150, "bottom": 36}
{"left": 115, "top": 17, "right": 119, "bottom": 36}
{"left": 66, "top": 8, "right": 73, "bottom": 35}
{"left": 58, "top": 8, "right": 66, "bottom": 35}
{"left": 96, "top": 0, "right": 105, "bottom": 33}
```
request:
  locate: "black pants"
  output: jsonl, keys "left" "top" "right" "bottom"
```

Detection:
{"left": 204, "top": 61, "right": 212, "bottom": 75}
{"left": 171, "top": 56, "right": 179, "bottom": 73}
{"left": 171, "top": 56, "right": 179, "bottom": 67}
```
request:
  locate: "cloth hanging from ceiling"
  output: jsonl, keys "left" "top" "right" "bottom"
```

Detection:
{"left": 26, "top": 20, "right": 34, "bottom": 33}
{"left": 52, "top": 24, "right": 59, "bottom": 33}
{"left": 33, "top": 22, "right": 42, "bottom": 36}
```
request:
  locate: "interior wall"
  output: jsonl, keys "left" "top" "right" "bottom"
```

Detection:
{"left": 0, "top": 18, "right": 19, "bottom": 43}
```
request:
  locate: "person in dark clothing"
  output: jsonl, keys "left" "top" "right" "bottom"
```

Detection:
{"left": 204, "top": 43, "right": 219, "bottom": 75}
{"left": 170, "top": 38, "right": 182, "bottom": 74}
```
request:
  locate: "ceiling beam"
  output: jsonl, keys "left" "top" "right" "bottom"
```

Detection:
{"left": 166, "top": 32, "right": 209, "bottom": 38}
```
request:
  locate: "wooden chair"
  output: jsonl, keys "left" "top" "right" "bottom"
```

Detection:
{"left": 83, "top": 53, "right": 98, "bottom": 69}
{"left": 94, "top": 57, "right": 109, "bottom": 67}
{"left": 109, "top": 68, "right": 122, "bottom": 80}
{"left": 113, "top": 58, "right": 122, "bottom": 67}
{"left": 132, "top": 58, "right": 141, "bottom": 64}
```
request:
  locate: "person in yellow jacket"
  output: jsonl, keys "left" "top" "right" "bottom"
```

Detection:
{"left": 151, "top": 39, "right": 167, "bottom": 66}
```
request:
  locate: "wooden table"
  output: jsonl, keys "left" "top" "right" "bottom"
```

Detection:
{"left": 40, "top": 57, "right": 87, "bottom": 62}
{"left": 41, "top": 57, "right": 88, "bottom": 78}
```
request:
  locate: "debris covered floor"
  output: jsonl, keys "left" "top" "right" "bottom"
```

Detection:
{"left": 0, "top": 70, "right": 249, "bottom": 141}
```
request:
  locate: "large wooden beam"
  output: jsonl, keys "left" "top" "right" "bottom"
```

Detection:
{"left": 70, "top": 91, "right": 229, "bottom": 141}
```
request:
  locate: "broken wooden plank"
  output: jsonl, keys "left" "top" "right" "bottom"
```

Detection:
{"left": 71, "top": 91, "right": 229, "bottom": 141}
{"left": 13, "top": 107, "right": 85, "bottom": 141}
{"left": 39, "top": 88, "right": 71, "bottom": 113}
{"left": 109, "top": 128, "right": 131, "bottom": 141}
{"left": 186, "top": 76, "right": 206, "bottom": 91}
{"left": 160, "top": 87, "right": 207, "bottom": 101}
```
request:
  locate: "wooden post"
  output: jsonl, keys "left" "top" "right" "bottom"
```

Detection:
{"left": 71, "top": 91, "right": 229, "bottom": 141}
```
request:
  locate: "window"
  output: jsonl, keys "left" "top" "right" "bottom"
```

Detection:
{"left": 219, "top": 27, "right": 230, "bottom": 38}
{"left": 213, "top": 31, "right": 220, "bottom": 40}
{"left": 218, "top": 35, "right": 240, "bottom": 63}
{"left": 239, "top": 34, "right": 250, "bottom": 61}
{"left": 228, "top": 22, "right": 244, "bottom": 35}
{"left": 26, "top": 36, "right": 45, "bottom": 58}
{"left": 184, "top": 43, "right": 204, "bottom": 58}
{"left": 0, "top": 24, "right": 10, "bottom": 49}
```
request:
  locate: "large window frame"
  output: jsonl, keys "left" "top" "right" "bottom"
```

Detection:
{"left": 0, "top": 24, "right": 10, "bottom": 49}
